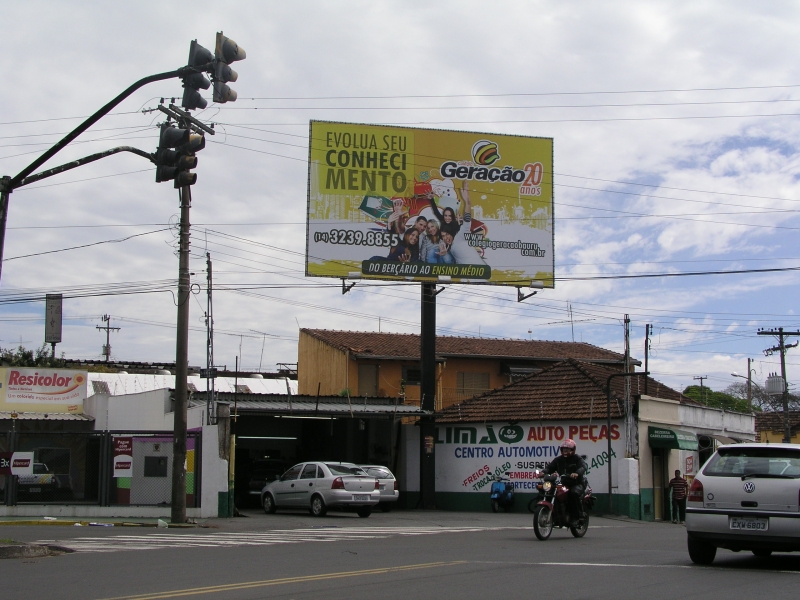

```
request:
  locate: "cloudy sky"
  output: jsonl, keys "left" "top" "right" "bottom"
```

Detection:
{"left": 2, "top": 1, "right": 800, "bottom": 396}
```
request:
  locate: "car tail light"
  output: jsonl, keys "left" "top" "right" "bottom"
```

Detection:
{"left": 394, "top": 480, "right": 398, "bottom": 491}
{"left": 688, "top": 478, "right": 704, "bottom": 502}
{"left": 331, "top": 477, "right": 344, "bottom": 489}
{"left": 375, "top": 480, "right": 380, "bottom": 490}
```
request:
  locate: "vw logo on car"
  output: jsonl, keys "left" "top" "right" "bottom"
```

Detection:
{"left": 743, "top": 481, "right": 756, "bottom": 493}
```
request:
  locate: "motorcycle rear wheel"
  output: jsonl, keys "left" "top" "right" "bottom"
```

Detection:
{"left": 533, "top": 505, "right": 553, "bottom": 540}
{"left": 491, "top": 499, "right": 501, "bottom": 513}
{"left": 570, "top": 513, "right": 589, "bottom": 538}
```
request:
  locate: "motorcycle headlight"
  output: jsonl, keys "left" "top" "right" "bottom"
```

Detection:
{"left": 542, "top": 481, "right": 552, "bottom": 491}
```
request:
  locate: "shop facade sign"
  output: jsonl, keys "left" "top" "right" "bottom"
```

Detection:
{"left": 648, "top": 426, "right": 699, "bottom": 450}
{"left": 0, "top": 452, "right": 35, "bottom": 476}
{"left": 113, "top": 437, "right": 134, "bottom": 477}
{"left": 0, "top": 367, "right": 87, "bottom": 414}
{"left": 435, "top": 420, "right": 624, "bottom": 494}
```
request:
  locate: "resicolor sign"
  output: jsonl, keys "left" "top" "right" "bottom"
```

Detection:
{"left": 306, "top": 121, "right": 554, "bottom": 286}
{"left": 435, "top": 421, "right": 625, "bottom": 495}
{"left": 0, "top": 368, "right": 88, "bottom": 413}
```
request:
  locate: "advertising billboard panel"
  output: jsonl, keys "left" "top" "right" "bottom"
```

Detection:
{"left": 306, "top": 121, "right": 554, "bottom": 285}
{"left": 0, "top": 368, "right": 87, "bottom": 414}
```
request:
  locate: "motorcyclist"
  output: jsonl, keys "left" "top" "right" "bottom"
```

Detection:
{"left": 544, "top": 439, "right": 588, "bottom": 527}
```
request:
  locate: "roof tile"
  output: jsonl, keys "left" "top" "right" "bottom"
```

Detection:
{"left": 302, "top": 329, "right": 631, "bottom": 363}
{"left": 437, "top": 359, "right": 691, "bottom": 423}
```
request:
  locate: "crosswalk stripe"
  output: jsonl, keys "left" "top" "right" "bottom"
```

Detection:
{"left": 38, "top": 526, "right": 523, "bottom": 553}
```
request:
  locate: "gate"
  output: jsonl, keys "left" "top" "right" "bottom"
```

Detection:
{"left": 1, "top": 430, "right": 201, "bottom": 507}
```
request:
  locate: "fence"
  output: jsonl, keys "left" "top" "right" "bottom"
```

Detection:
{"left": 1, "top": 430, "right": 201, "bottom": 507}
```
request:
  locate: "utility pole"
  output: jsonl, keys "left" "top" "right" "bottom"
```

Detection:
{"left": 96, "top": 315, "right": 120, "bottom": 362}
{"left": 759, "top": 327, "right": 800, "bottom": 443}
{"left": 746, "top": 357, "right": 753, "bottom": 412}
{"left": 204, "top": 252, "right": 216, "bottom": 426}
{"left": 419, "top": 282, "right": 438, "bottom": 509}
{"left": 171, "top": 183, "right": 192, "bottom": 524}
{"left": 693, "top": 376, "right": 708, "bottom": 403}
{"left": 623, "top": 315, "right": 632, "bottom": 458}
{"left": 644, "top": 324, "right": 652, "bottom": 395}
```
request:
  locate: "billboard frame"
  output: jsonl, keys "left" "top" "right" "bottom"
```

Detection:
{"left": 305, "top": 120, "right": 555, "bottom": 288}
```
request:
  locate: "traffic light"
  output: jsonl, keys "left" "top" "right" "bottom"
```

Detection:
{"left": 213, "top": 32, "right": 246, "bottom": 103}
{"left": 173, "top": 132, "right": 205, "bottom": 188}
{"left": 182, "top": 40, "right": 213, "bottom": 111}
{"left": 156, "top": 123, "right": 204, "bottom": 187}
{"left": 155, "top": 123, "right": 189, "bottom": 183}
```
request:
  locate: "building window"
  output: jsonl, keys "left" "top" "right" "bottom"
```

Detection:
{"left": 402, "top": 366, "right": 421, "bottom": 385}
{"left": 358, "top": 364, "right": 378, "bottom": 396}
{"left": 457, "top": 372, "right": 490, "bottom": 399}
{"left": 144, "top": 456, "right": 169, "bottom": 477}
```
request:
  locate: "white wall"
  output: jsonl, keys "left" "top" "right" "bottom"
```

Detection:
{"left": 201, "top": 423, "right": 229, "bottom": 518}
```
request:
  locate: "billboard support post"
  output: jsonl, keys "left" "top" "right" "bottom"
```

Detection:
{"left": 420, "top": 282, "right": 437, "bottom": 509}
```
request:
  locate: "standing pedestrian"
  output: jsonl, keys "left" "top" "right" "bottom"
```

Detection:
{"left": 668, "top": 469, "right": 688, "bottom": 524}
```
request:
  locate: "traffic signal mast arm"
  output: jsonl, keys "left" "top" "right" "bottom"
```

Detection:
{"left": 16, "top": 146, "right": 155, "bottom": 188}
{"left": 8, "top": 66, "right": 205, "bottom": 191}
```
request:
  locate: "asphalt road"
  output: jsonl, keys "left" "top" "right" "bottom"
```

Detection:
{"left": 1, "top": 509, "right": 799, "bottom": 599}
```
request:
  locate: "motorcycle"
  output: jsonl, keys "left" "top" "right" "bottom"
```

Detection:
{"left": 489, "top": 472, "right": 515, "bottom": 513}
{"left": 531, "top": 469, "right": 594, "bottom": 540}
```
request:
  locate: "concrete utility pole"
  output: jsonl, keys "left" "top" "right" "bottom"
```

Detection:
{"left": 644, "top": 324, "right": 652, "bottom": 395}
{"left": 759, "top": 327, "right": 800, "bottom": 443}
{"left": 171, "top": 184, "right": 192, "bottom": 525}
{"left": 96, "top": 315, "right": 120, "bottom": 362}
{"left": 419, "top": 282, "right": 437, "bottom": 509}
{"left": 693, "top": 376, "right": 708, "bottom": 403}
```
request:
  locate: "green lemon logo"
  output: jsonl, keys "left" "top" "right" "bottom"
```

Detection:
{"left": 498, "top": 425, "right": 524, "bottom": 444}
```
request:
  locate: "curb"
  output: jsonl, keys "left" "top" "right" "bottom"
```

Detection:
{"left": 0, "top": 544, "right": 73, "bottom": 559}
{"left": 0, "top": 520, "right": 198, "bottom": 528}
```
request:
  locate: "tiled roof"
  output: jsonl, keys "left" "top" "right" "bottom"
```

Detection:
{"left": 755, "top": 411, "right": 800, "bottom": 440}
{"left": 302, "top": 329, "right": 633, "bottom": 364}
{"left": 437, "top": 359, "right": 691, "bottom": 423}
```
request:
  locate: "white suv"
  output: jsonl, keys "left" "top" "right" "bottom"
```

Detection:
{"left": 686, "top": 443, "right": 800, "bottom": 564}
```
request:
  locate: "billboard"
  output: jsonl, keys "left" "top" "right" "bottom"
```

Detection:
{"left": 0, "top": 368, "right": 87, "bottom": 414}
{"left": 306, "top": 121, "right": 554, "bottom": 285}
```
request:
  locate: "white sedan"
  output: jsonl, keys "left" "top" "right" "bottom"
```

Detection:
{"left": 262, "top": 462, "right": 380, "bottom": 518}
{"left": 686, "top": 443, "right": 800, "bottom": 564}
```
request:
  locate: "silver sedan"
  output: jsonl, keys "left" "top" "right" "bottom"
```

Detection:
{"left": 262, "top": 462, "right": 380, "bottom": 518}
{"left": 686, "top": 443, "right": 800, "bottom": 564}
{"left": 359, "top": 465, "right": 399, "bottom": 512}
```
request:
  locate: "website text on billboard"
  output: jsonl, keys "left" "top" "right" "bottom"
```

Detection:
{"left": 306, "top": 121, "right": 554, "bottom": 286}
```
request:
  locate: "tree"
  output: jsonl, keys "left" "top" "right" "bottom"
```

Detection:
{"left": 682, "top": 385, "right": 751, "bottom": 413}
{"left": 723, "top": 381, "right": 800, "bottom": 412}
{"left": 0, "top": 343, "right": 65, "bottom": 368}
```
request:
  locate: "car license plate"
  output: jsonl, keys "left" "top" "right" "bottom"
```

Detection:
{"left": 352, "top": 494, "right": 369, "bottom": 502}
{"left": 29, "top": 487, "right": 41, "bottom": 493}
{"left": 730, "top": 517, "right": 768, "bottom": 531}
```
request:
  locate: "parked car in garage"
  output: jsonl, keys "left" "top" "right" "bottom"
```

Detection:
{"left": 262, "top": 462, "right": 380, "bottom": 517}
{"left": 686, "top": 443, "right": 800, "bottom": 564}
{"left": 245, "top": 459, "right": 287, "bottom": 506}
{"left": 359, "top": 465, "right": 399, "bottom": 512}
{"left": 17, "top": 462, "right": 72, "bottom": 501}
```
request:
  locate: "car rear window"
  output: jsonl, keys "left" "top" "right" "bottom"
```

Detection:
{"left": 703, "top": 447, "right": 800, "bottom": 478}
{"left": 366, "top": 467, "right": 393, "bottom": 479}
{"left": 326, "top": 464, "right": 367, "bottom": 476}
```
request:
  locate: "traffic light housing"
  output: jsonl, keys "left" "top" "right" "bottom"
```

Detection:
{"left": 155, "top": 123, "right": 204, "bottom": 187}
{"left": 213, "top": 32, "right": 246, "bottom": 103}
{"left": 182, "top": 40, "right": 213, "bottom": 111}
{"left": 173, "top": 133, "right": 205, "bottom": 188}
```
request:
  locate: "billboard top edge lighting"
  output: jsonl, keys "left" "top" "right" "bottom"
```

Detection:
{"left": 305, "top": 121, "right": 554, "bottom": 287}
